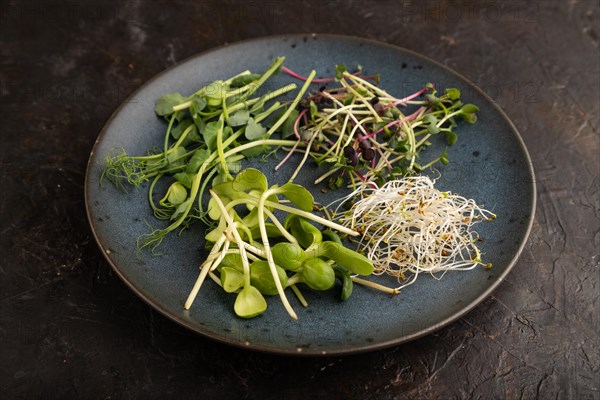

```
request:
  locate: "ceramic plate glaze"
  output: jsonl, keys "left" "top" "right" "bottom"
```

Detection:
{"left": 85, "top": 35, "right": 535, "bottom": 355}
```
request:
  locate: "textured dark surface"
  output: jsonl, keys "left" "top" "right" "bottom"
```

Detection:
{"left": 1, "top": 0, "right": 598, "bottom": 398}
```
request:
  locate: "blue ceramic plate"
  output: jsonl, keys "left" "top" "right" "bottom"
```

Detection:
{"left": 85, "top": 35, "right": 535, "bottom": 355}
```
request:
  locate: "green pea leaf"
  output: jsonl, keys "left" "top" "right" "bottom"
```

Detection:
{"left": 190, "top": 95, "right": 207, "bottom": 115}
{"left": 171, "top": 119, "right": 193, "bottom": 140}
{"left": 202, "top": 120, "right": 222, "bottom": 151}
{"left": 173, "top": 172, "right": 194, "bottom": 189}
{"left": 229, "top": 109, "right": 250, "bottom": 127}
{"left": 165, "top": 182, "right": 187, "bottom": 205}
{"left": 185, "top": 148, "right": 211, "bottom": 173}
{"left": 301, "top": 258, "right": 335, "bottom": 291}
{"left": 220, "top": 267, "right": 244, "bottom": 293}
{"left": 167, "top": 146, "right": 187, "bottom": 168}
{"left": 311, "top": 241, "right": 373, "bottom": 275}
{"left": 170, "top": 198, "right": 192, "bottom": 221}
{"left": 234, "top": 286, "right": 267, "bottom": 318}
{"left": 230, "top": 73, "right": 261, "bottom": 88}
{"left": 245, "top": 117, "right": 267, "bottom": 140}
{"left": 277, "top": 108, "right": 299, "bottom": 138}
{"left": 155, "top": 92, "right": 184, "bottom": 116}
{"left": 272, "top": 242, "right": 306, "bottom": 271}
{"left": 250, "top": 260, "right": 288, "bottom": 296}
{"left": 240, "top": 143, "right": 270, "bottom": 158}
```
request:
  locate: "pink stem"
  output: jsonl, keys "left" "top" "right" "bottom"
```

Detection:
{"left": 293, "top": 109, "right": 307, "bottom": 140}
{"left": 383, "top": 87, "right": 431, "bottom": 110}
{"left": 275, "top": 142, "right": 300, "bottom": 171}
{"left": 281, "top": 66, "right": 365, "bottom": 84}
{"left": 354, "top": 170, "right": 377, "bottom": 189}
{"left": 282, "top": 66, "right": 337, "bottom": 83}
{"left": 360, "top": 106, "right": 425, "bottom": 141}
{"left": 276, "top": 108, "right": 308, "bottom": 171}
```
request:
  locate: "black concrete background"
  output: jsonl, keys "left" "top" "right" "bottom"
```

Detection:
{"left": 1, "top": 1, "right": 599, "bottom": 399}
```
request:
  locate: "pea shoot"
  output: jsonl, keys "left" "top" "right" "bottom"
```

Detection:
{"left": 102, "top": 57, "right": 316, "bottom": 252}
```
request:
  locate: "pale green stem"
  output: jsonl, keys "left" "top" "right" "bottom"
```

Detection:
{"left": 209, "top": 190, "right": 252, "bottom": 287}
{"left": 257, "top": 188, "right": 298, "bottom": 320}
{"left": 184, "top": 234, "right": 227, "bottom": 309}
{"left": 266, "top": 70, "right": 316, "bottom": 136}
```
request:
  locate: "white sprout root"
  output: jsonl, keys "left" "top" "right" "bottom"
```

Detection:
{"left": 338, "top": 176, "right": 496, "bottom": 291}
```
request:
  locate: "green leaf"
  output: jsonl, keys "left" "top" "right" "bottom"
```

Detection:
{"left": 276, "top": 183, "right": 314, "bottom": 211}
{"left": 166, "top": 182, "right": 187, "bottom": 205}
{"left": 204, "top": 216, "right": 226, "bottom": 241}
{"left": 248, "top": 222, "right": 282, "bottom": 239}
{"left": 170, "top": 198, "right": 192, "bottom": 221}
{"left": 311, "top": 241, "right": 373, "bottom": 275}
{"left": 444, "top": 130, "right": 458, "bottom": 145}
{"left": 234, "top": 286, "right": 267, "bottom": 318}
{"left": 218, "top": 253, "right": 244, "bottom": 272}
{"left": 301, "top": 258, "right": 335, "bottom": 291}
{"left": 192, "top": 113, "right": 205, "bottom": 133}
{"left": 230, "top": 73, "right": 261, "bottom": 88}
{"left": 422, "top": 114, "right": 437, "bottom": 126}
{"left": 335, "top": 64, "right": 347, "bottom": 80}
{"left": 220, "top": 267, "right": 244, "bottom": 293}
{"left": 284, "top": 215, "right": 322, "bottom": 249}
{"left": 309, "top": 101, "right": 318, "bottom": 121}
{"left": 173, "top": 172, "right": 194, "bottom": 189}
{"left": 229, "top": 109, "right": 250, "bottom": 127}
{"left": 333, "top": 266, "right": 353, "bottom": 301}
{"left": 231, "top": 168, "right": 268, "bottom": 192}
{"left": 167, "top": 146, "right": 187, "bottom": 168}
{"left": 203, "top": 120, "right": 222, "bottom": 151}
{"left": 245, "top": 117, "right": 267, "bottom": 140}
{"left": 171, "top": 119, "right": 193, "bottom": 140}
{"left": 240, "top": 144, "right": 270, "bottom": 158}
{"left": 427, "top": 124, "right": 441, "bottom": 134}
{"left": 154, "top": 92, "right": 184, "bottom": 116}
{"left": 272, "top": 242, "right": 306, "bottom": 271}
{"left": 182, "top": 129, "right": 203, "bottom": 148}
{"left": 185, "top": 148, "right": 211, "bottom": 173}
{"left": 277, "top": 108, "right": 299, "bottom": 138}
{"left": 445, "top": 88, "right": 461, "bottom": 101}
{"left": 321, "top": 230, "right": 342, "bottom": 246}
{"left": 461, "top": 103, "right": 479, "bottom": 114}
{"left": 190, "top": 95, "right": 207, "bottom": 115}
{"left": 250, "top": 260, "right": 288, "bottom": 296}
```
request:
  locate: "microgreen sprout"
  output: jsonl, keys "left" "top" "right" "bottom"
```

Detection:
{"left": 334, "top": 176, "right": 496, "bottom": 291}
{"left": 277, "top": 69, "right": 478, "bottom": 190}
{"left": 182, "top": 168, "right": 374, "bottom": 319}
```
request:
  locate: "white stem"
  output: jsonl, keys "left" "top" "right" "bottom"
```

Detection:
{"left": 258, "top": 188, "right": 298, "bottom": 320}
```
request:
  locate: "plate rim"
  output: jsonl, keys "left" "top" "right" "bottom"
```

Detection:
{"left": 84, "top": 33, "right": 536, "bottom": 356}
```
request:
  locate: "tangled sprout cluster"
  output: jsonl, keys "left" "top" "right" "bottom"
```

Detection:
{"left": 339, "top": 176, "right": 496, "bottom": 290}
